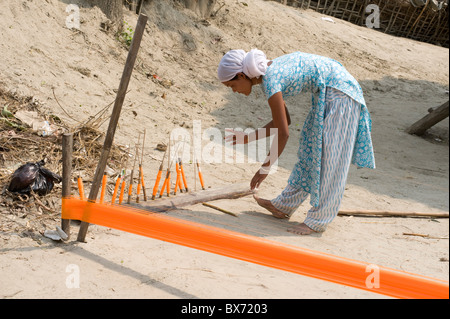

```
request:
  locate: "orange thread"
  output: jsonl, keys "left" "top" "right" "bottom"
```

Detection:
{"left": 77, "top": 177, "right": 84, "bottom": 201}
{"left": 99, "top": 173, "right": 107, "bottom": 204}
{"left": 119, "top": 179, "right": 126, "bottom": 204}
{"left": 179, "top": 160, "right": 188, "bottom": 192}
{"left": 152, "top": 169, "right": 162, "bottom": 200}
{"left": 111, "top": 176, "right": 121, "bottom": 204}
{"left": 196, "top": 162, "right": 205, "bottom": 190}
{"left": 139, "top": 165, "right": 147, "bottom": 201}
{"left": 62, "top": 197, "right": 449, "bottom": 299}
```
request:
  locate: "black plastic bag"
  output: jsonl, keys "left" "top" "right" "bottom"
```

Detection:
{"left": 7, "top": 160, "right": 62, "bottom": 196}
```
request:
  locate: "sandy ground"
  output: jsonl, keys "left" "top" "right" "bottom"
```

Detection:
{"left": 0, "top": 0, "right": 448, "bottom": 300}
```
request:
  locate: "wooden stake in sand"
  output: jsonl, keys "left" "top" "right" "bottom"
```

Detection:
{"left": 111, "top": 172, "right": 121, "bottom": 204}
{"left": 119, "top": 172, "right": 126, "bottom": 205}
{"left": 152, "top": 148, "right": 167, "bottom": 200}
{"left": 159, "top": 139, "right": 172, "bottom": 198}
{"left": 61, "top": 133, "right": 73, "bottom": 238}
{"left": 77, "top": 13, "right": 148, "bottom": 242}
{"left": 77, "top": 175, "right": 84, "bottom": 201}
{"left": 135, "top": 134, "right": 142, "bottom": 203}
{"left": 179, "top": 137, "right": 189, "bottom": 192}
{"left": 128, "top": 144, "right": 139, "bottom": 204}
{"left": 139, "top": 129, "right": 147, "bottom": 201}
{"left": 406, "top": 100, "right": 449, "bottom": 136}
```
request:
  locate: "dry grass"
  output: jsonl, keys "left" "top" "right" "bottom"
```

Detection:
{"left": 0, "top": 87, "right": 129, "bottom": 236}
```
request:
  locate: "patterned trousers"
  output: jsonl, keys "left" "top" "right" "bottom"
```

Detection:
{"left": 271, "top": 88, "right": 361, "bottom": 232}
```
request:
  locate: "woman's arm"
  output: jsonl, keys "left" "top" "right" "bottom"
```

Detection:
{"left": 226, "top": 95, "right": 291, "bottom": 145}
{"left": 250, "top": 92, "right": 290, "bottom": 189}
{"left": 251, "top": 96, "right": 291, "bottom": 142}
{"left": 262, "top": 91, "right": 290, "bottom": 166}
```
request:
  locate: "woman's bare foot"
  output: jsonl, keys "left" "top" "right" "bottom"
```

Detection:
{"left": 287, "top": 223, "right": 317, "bottom": 235}
{"left": 253, "top": 195, "right": 289, "bottom": 219}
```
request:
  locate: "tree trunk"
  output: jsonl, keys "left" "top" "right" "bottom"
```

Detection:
{"left": 89, "top": 0, "right": 124, "bottom": 29}
{"left": 179, "top": 0, "right": 217, "bottom": 18}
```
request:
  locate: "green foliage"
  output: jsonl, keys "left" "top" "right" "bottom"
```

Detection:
{"left": 117, "top": 20, "right": 134, "bottom": 47}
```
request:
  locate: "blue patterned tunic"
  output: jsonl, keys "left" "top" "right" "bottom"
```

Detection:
{"left": 262, "top": 51, "right": 375, "bottom": 207}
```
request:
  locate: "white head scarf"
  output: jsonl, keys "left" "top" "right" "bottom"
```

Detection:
{"left": 217, "top": 49, "right": 269, "bottom": 82}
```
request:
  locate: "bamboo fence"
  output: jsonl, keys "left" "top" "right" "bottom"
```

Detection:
{"left": 274, "top": 0, "right": 449, "bottom": 47}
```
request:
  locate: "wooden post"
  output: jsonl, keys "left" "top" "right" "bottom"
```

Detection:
{"left": 136, "top": 0, "right": 144, "bottom": 15}
{"left": 406, "top": 101, "right": 449, "bottom": 136}
{"left": 77, "top": 13, "right": 148, "bottom": 242}
{"left": 61, "top": 133, "right": 73, "bottom": 238}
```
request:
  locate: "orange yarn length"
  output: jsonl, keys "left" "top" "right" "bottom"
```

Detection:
{"left": 62, "top": 197, "right": 448, "bottom": 299}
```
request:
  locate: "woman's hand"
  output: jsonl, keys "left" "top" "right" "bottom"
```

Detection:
{"left": 250, "top": 168, "right": 269, "bottom": 190}
{"left": 224, "top": 128, "right": 249, "bottom": 145}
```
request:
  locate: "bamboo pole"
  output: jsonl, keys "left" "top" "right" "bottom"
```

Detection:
{"left": 338, "top": 210, "right": 449, "bottom": 218}
{"left": 407, "top": 0, "right": 430, "bottom": 37}
{"left": 202, "top": 202, "right": 238, "bottom": 217}
{"left": 77, "top": 13, "right": 148, "bottom": 242}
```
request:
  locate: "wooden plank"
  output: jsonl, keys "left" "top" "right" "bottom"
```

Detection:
{"left": 77, "top": 13, "right": 148, "bottom": 242}
{"left": 406, "top": 100, "right": 449, "bottom": 136}
{"left": 131, "top": 183, "right": 254, "bottom": 212}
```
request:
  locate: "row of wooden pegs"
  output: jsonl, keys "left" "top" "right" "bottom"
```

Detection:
{"left": 76, "top": 160, "right": 206, "bottom": 205}
{"left": 75, "top": 132, "right": 206, "bottom": 204}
